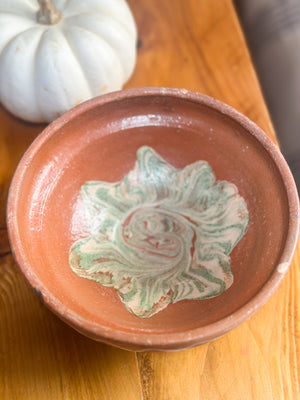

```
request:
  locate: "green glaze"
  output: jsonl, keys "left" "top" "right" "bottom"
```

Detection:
{"left": 69, "top": 146, "right": 249, "bottom": 318}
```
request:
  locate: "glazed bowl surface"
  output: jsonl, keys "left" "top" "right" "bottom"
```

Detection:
{"left": 7, "top": 87, "right": 299, "bottom": 351}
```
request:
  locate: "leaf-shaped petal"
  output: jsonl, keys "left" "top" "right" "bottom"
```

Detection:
{"left": 169, "top": 160, "right": 215, "bottom": 208}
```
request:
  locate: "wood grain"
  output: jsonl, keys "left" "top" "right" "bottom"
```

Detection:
{"left": 126, "top": 0, "right": 275, "bottom": 141}
{"left": 0, "top": 0, "right": 299, "bottom": 399}
{"left": 0, "top": 255, "right": 142, "bottom": 400}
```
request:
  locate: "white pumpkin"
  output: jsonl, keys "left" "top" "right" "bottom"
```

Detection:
{"left": 0, "top": 0, "right": 137, "bottom": 122}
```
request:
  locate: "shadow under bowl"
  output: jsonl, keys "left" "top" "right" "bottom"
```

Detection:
{"left": 7, "top": 87, "right": 299, "bottom": 351}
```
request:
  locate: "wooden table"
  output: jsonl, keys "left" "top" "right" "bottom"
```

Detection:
{"left": 1, "top": 1, "right": 299, "bottom": 399}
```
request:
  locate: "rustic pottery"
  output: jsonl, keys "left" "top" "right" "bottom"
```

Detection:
{"left": 7, "top": 87, "right": 299, "bottom": 351}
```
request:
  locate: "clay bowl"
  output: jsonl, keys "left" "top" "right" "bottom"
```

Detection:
{"left": 7, "top": 87, "right": 299, "bottom": 351}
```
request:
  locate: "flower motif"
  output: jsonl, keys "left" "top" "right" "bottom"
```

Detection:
{"left": 69, "top": 146, "right": 249, "bottom": 318}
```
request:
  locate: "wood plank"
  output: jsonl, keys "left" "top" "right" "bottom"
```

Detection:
{"left": 0, "top": 256, "right": 142, "bottom": 400}
{"left": 126, "top": 0, "right": 275, "bottom": 140}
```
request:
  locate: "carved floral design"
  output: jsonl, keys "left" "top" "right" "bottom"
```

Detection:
{"left": 69, "top": 146, "right": 249, "bottom": 318}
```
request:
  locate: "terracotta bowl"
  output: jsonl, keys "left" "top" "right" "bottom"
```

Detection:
{"left": 7, "top": 87, "right": 299, "bottom": 351}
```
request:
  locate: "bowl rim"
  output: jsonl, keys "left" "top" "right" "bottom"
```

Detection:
{"left": 7, "top": 87, "right": 300, "bottom": 351}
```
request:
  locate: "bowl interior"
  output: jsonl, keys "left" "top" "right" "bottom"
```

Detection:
{"left": 12, "top": 93, "right": 289, "bottom": 337}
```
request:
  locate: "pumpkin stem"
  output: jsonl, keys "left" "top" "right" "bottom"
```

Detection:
{"left": 37, "top": 0, "right": 62, "bottom": 25}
